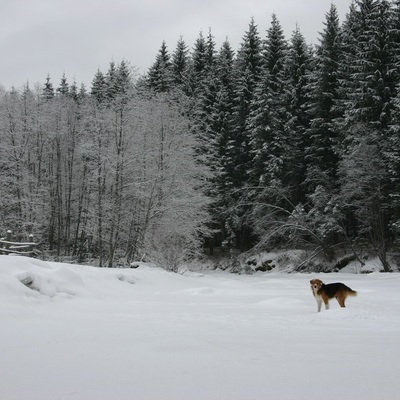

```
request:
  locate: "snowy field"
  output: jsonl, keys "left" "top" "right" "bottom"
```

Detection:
{"left": 1, "top": 255, "right": 399, "bottom": 400}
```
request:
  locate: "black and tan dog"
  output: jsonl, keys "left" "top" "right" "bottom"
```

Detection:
{"left": 310, "top": 279, "right": 357, "bottom": 312}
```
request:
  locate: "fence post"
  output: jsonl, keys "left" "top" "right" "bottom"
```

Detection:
{"left": 5, "top": 230, "right": 12, "bottom": 250}
{"left": 29, "top": 234, "right": 34, "bottom": 252}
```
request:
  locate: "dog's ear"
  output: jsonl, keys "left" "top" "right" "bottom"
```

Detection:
{"left": 310, "top": 280, "right": 314, "bottom": 284}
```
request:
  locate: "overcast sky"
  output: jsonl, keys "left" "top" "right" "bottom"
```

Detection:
{"left": 0, "top": 0, "right": 353, "bottom": 90}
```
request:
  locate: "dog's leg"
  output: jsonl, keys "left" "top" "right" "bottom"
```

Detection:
{"left": 316, "top": 297, "right": 322, "bottom": 312}
{"left": 336, "top": 294, "right": 346, "bottom": 308}
{"left": 320, "top": 293, "right": 330, "bottom": 310}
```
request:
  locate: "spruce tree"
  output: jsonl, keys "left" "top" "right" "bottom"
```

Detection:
{"left": 115, "top": 60, "right": 133, "bottom": 100}
{"left": 91, "top": 69, "right": 107, "bottom": 104}
{"left": 247, "top": 14, "right": 288, "bottom": 186}
{"left": 338, "top": 0, "right": 398, "bottom": 269}
{"left": 231, "top": 17, "right": 263, "bottom": 188}
{"left": 216, "top": 39, "right": 235, "bottom": 89}
{"left": 147, "top": 41, "right": 173, "bottom": 93}
{"left": 282, "top": 26, "right": 314, "bottom": 205}
{"left": 388, "top": 81, "right": 400, "bottom": 241}
{"left": 264, "top": 13, "right": 288, "bottom": 94}
{"left": 105, "top": 61, "right": 118, "bottom": 100}
{"left": 69, "top": 80, "right": 79, "bottom": 102}
{"left": 171, "top": 36, "right": 191, "bottom": 88}
{"left": 248, "top": 24, "right": 314, "bottom": 251}
{"left": 57, "top": 73, "right": 69, "bottom": 96}
{"left": 227, "top": 17, "right": 263, "bottom": 249}
{"left": 344, "top": 0, "right": 396, "bottom": 130}
{"left": 189, "top": 37, "right": 235, "bottom": 251}
{"left": 42, "top": 75, "right": 55, "bottom": 100}
{"left": 190, "top": 30, "right": 219, "bottom": 145}
{"left": 191, "top": 31, "right": 208, "bottom": 88}
{"left": 207, "top": 40, "right": 236, "bottom": 243}
{"left": 306, "top": 4, "right": 343, "bottom": 190}
{"left": 384, "top": 0, "right": 400, "bottom": 245}
{"left": 205, "top": 28, "right": 217, "bottom": 70}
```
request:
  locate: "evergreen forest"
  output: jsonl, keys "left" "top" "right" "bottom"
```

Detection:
{"left": 1, "top": 0, "right": 400, "bottom": 271}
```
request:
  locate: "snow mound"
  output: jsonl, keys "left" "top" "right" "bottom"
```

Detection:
{"left": 0, "top": 255, "right": 187, "bottom": 305}
{"left": 115, "top": 273, "right": 136, "bottom": 284}
{"left": 0, "top": 255, "right": 84, "bottom": 299}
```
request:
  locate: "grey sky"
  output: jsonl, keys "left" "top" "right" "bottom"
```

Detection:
{"left": 0, "top": 0, "right": 353, "bottom": 90}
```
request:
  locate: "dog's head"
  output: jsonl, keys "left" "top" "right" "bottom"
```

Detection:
{"left": 310, "top": 279, "right": 324, "bottom": 295}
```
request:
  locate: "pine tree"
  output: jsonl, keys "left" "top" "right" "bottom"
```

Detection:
{"left": 306, "top": 4, "right": 343, "bottom": 190}
{"left": 216, "top": 39, "right": 235, "bottom": 89}
{"left": 339, "top": 126, "right": 392, "bottom": 270}
{"left": 69, "top": 80, "right": 79, "bottom": 101}
{"left": 384, "top": 0, "right": 400, "bottom": 244}
{"left": 247, "top": 75, "right": 275, "bottom": 186}
{"left": 205, "top": 28, "right": 217, "bottom": 70}
{"left": 105, "top": 61, "right": 118, "bottom": 100}
{"left": 206, "top": 40, "right": 236, "bottom": 204}
{"left": 147, "top": 41, "right": 173, "bottom": 93}
{"left": 114, "top": 60, "right": 133, "bottom": 102}
{"left": 247, "top": 14, "right": 288, "bottom": 186}
{"left": 231, "top": 17, "right": 263, "bottom": 188}
{"left": 204, "top": 40, "right": 236, "bottom": 248}
{"left": 344, "top": 0, "right": 396, "bottom": 130}
{"left": 338, "top": 0, "right": 398, "bottom": 269}
{"left": 393, "top": 0, "right": 400, "bottom": 58}
{"left": 283, "top": 26, "right": 314, "bottom": 204}
{"left": 225, "top": 17, "right": 263, "bottom": 249}
{"left": 388, "top": 84, "right": 400, "bottom": 240}
{"left": 42, "top": 75, "right": 55, "bottom": 100}
{"left": 171, "top": 36, "right": 191, "bottom": 88}
{"left": 246, "top": 24, "right": 314, "bottom": 251}
{"left": 264, "top": 13, "right": 288, "bottom": 94}
{"left": 57, "top": 73, "right": 69, "bottom": 96}
{"left": 191, "top": 31, "right": 208, "bottom": 87}
{"left": 91, "top": 69, "right": 107, "bottom": 104}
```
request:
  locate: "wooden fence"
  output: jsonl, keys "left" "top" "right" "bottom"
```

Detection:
{"left": 0, "top": 230, "right": 38, "bottom": 256}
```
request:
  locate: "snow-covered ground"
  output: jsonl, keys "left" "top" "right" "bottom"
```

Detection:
{"left": 1, "top": 255, "right": 399, "bottom": 400}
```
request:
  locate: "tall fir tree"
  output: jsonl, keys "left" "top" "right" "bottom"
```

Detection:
{"left": 226, "top": 17, "right": 263, "bottom": 249}
{"left": 282, "top": 26, "right": 314, "bottom": 205}
{"left": 42, "top": 75, "right": 55, "bottom": 100}
{"left": 105, "top": 61, "right": 119, "bottom": 100}
{"left": 206, "top": 40, "right": 236, "bottom": 248}
{"left": 264, "top": 13, "right": 288, "bottom": 94}
{"left": 171, "top": 36, "right": 191, "bottom": 89}
{"left": 147, "top": 41, "right": 173, "bottom": 93}
{"left": 191, "top": 31, "right": 208, "bottom": 89}
{"left": 91, "top": 69, "right": 107, "bottom": 104}
{"left": 338, "top": 0, "right": 398, "bottom": 269}
{"left": 114, "top": 60, "right": 133, "bottom": 101}
{"left": 247, "top": 13, "right": 288, "bottom": 186}
{"left": 187, "top": 36, "right": 236, "bottom": 251}
{"left": 205, "top": 28, "right": 217, "bottom": 70}
{"left": 343, "top": 0, "right": 396, "bottom": 130}
{"left": 216, "top": 39, "right": 235, "bottom": 89}
{"left": 57, "top": 73, "right": 70, "bottom": 96}
{"left": 306, "top": 4, "right": 343, "bottom": 190}
{"left": 231, "top": 17, "right": 263, "bottom": 188}
{"left": 384, "top": 0, "right": 400, "bottom": 244}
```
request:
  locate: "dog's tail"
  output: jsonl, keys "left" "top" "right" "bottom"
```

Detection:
{"left": 347, "top": 287, "right": 357, "bottom": 297}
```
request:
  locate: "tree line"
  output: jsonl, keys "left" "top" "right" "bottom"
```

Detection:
{"left": 145, "top": 0, "right": 400, "bottom": 271}
{"left": 1, "top": 0, "right": 400, "bottom": 270}
{"left": 0, "top": 63, "right": 210, "bottom": 269}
